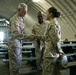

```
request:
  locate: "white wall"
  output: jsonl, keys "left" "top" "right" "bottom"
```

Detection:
{"left": 24, "top": 14, "right": 36, "bottom": 34}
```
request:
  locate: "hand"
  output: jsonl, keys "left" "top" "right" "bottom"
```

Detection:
{"left": 29, "top": 34, "right": 35, "bottom": 40}
{"left": 59, "top": 50, "right": 65, "bottom": 55}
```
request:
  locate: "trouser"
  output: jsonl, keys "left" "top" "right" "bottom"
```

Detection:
{"left": 43, "top": 57, "right": 63, "bottom": 75}
{"left": 8, "top": 46, "right": 22, "bottom": 75}
{"left": 41, "top": 46, "right": 45, "bottom": 59}
{"left": 35, "top": 47, "right": 42, "bottom": 70}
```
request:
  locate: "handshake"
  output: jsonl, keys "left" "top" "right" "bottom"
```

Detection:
{"left": 28, "top": 34, "right": 36, "bottom": 40}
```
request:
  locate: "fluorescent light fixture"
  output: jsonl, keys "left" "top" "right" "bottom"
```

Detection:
{"left": 32, "top": 0, "right": 40, "bottom": 2}
{"left": 0, "top": 32, "right": 4, "bottom": 41}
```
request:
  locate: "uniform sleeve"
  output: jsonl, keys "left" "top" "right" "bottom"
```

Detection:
{"left": 46, "top": 23, "right": 59, "bottom": 48}
{"left": 49, "top": 23, "right": 63, "bottom": 53}
{"left": 35, "top": 23, "right": 59, "bottom": 42}
{"left": 35, "top": 35, "right": 45, "bottom": 41}
{"left": 10, "top": 18, "right": 29, "bottom": 40}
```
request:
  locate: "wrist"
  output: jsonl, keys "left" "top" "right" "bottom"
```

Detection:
{"left": 59, "top": 49, "right": 63, "bottom": 53}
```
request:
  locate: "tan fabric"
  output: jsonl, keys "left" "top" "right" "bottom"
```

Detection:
{"left": 37, "top": 19, "right": 59, "bottom": 57}
{"left": 36, "top": 19, "right": 63, "bottom": 75}
{"left": 43, "top": 57, "right": 62, "bottom": 75}
{"left": 8, "top": 13, "right": 27, "bottom": 75}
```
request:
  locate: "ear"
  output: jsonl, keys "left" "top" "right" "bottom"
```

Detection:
{"left": 50, "top": 13, "right": 52, "bottom": 16}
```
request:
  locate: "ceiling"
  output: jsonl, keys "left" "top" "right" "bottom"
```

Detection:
{"left": 0, "top": 0, "right": 76, "bottom": 41}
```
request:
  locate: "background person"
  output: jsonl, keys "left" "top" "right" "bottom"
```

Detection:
{"left": 32, "top": 11, "right": 49, "bottom": 71}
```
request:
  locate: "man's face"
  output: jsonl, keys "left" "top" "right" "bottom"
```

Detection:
{"left": 38, "top": 15, "right": 43, "bottom": 21}
{"left": 37, "top": 12, "right": 43, "bottom": 24}
{"left": 18, "top": 7, "right": 28, "bottom": 17}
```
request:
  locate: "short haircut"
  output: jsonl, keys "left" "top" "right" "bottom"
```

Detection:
{"left": 18, "top": 3, "right": 28, "bottom": 9}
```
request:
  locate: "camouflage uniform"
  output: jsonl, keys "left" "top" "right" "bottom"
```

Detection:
{"left": 36, "top": 19, "right": 63, "bottom": 75}
{"left": 8, "top": 13, "right": 28, "bottom": 75}
{"left": 32, "top": 21, "right": 48, "bottom": 70}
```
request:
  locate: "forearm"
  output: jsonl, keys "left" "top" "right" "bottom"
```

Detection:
{"left": 12, "top": 31, "right": 29, "bottom": 40}
{"left": 35, "top": 35, "right": 45, "bottom": 41}
{"left": 57, "top": 41, "right": 63, "bottom": 53}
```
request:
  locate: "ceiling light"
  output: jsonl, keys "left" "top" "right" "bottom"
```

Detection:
{"left": 32, "top": 0, "right": 40, "bottom": 2}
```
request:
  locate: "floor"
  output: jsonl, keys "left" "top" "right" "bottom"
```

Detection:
{"left": 0, "top": 61, "right": 70, "bottom": 75}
